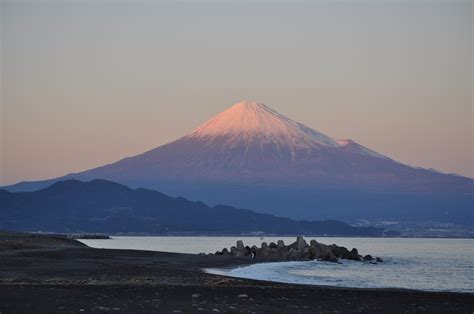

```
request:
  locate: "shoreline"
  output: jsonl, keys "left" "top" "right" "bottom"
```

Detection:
{"left": 203, "top": 261, "right": 474, "bottom": 295}
{"left": 1, "top": 233, "right": 473, "bottom": 313}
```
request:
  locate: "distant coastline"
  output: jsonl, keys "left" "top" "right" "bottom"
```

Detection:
{"left": 21, "top": 231, "right": 474, "bottom": 239}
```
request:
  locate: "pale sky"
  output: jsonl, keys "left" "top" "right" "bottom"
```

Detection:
{"left": 1, "top": 0, "right": 473, "bottom": 185}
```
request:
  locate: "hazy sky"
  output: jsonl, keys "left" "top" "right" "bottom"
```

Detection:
{"left": 1, "top": 0, "right": 473, "bottom": 185}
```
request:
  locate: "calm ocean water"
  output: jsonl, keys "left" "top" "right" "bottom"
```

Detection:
{"left": 80, "top": 236, "right": 474, "bottom": 293}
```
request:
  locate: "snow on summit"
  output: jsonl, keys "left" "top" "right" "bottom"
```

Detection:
{"left": 186, "top": 101, "right": 340, "bottom": 149}
{"left": 183, "top": 101, "right": 389, "bottom": 160}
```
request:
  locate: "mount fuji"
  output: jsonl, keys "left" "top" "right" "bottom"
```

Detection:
{"left": 3, "top": 101, "right": 473, "bottom": 224}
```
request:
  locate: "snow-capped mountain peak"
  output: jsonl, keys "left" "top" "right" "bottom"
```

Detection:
{"left": 3, "top": 100, "right": 471, "bottom": 226}
{"left": 185, "top": 101, "right": 340, "bottom": 148}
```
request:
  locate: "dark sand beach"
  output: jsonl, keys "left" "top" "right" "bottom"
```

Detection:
{"left": 0, "top": 232, "right": 472, "bottom": 313}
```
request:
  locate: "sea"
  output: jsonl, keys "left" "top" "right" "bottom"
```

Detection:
{"left": 79, "top": 236, "right": 474, "bottom": 293}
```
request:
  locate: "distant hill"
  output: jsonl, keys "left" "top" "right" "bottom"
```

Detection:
{"left": 0, "top": 179, "right": 392, "bottom": 236}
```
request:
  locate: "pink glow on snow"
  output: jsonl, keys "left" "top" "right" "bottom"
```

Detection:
{"left": 186, "top": 101, "right": 340, "bottom": 148}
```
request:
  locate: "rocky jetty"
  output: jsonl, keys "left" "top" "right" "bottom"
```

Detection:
{"left": 214, "top": 236, "right": 381, "bottom": 263}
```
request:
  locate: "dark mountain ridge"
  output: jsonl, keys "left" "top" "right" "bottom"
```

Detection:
{"left": 0, "top": 179, "right": 392, "bottom": 236}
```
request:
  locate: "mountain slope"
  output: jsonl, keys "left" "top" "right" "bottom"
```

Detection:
{"left": 0, "top": 179, "right": 388, "bottom": 236}
{"left": 3, "top": 101, "right": 473, "bottom": 224}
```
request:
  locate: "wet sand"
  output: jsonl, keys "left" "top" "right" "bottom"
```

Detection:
{"left": 0, "top": 232, "right": 473, "bottom": 313}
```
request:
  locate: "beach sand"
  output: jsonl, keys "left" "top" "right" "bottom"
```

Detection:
{"left": 0, "top": 232, "right": 472, "bottom": 313}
